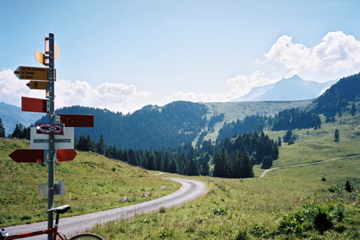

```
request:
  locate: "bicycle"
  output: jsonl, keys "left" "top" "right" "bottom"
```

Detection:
{"left": 0, "top": 205, "right": 103, "bottom": 240}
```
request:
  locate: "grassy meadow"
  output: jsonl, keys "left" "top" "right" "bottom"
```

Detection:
{"left": 0, "top": 112, "right": 360, "bottom": 239}
{"left": 90, "top": 113, "right": 360, "bottom": 239}
{"left": 0, "top": 138, "right": 180, "bottom": 226}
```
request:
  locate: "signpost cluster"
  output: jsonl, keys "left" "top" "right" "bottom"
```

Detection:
{"left": 9, "top": 33, "right": 94, "bottom": 240}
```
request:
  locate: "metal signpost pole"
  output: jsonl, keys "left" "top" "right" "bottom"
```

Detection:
{"left": 47, "top": 33, "right": 56, "bottom": 240}
{"left": 9, "top": 33, "right": 94, "bottom": 239}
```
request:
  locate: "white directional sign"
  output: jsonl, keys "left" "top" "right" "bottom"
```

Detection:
{"left": 30, "top": 127, "right": 74, "bottom": 149}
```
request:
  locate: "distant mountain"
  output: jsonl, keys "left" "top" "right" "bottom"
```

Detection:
{"left": 231, "top": 83, "right": 275, "bottom": 102}
{"left": 0, "top": 102, "right": 45, "bottom": 136}
{"left": 232, "top": 75, "right": 337, "bottom": 102}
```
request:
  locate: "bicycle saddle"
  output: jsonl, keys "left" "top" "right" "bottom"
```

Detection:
{"left": 47, "top": 205, "right": 71, "bottom": 214}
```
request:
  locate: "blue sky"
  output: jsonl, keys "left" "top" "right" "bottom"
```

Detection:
{"left": 1, "top": 0, "right": 360, "bottom": 113}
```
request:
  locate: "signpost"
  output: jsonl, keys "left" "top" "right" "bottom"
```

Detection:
{"left": 14, "top": 66, "right": 56, "bottom": 81}
{"left": 9, "top": 33, "right": 94, "bottom": 240}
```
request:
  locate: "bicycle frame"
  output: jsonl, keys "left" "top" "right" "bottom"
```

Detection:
{"left": 3, "top": 225, "right": 66, "bottom": 240}
{"left": 1, "top": 205, "right": 71, "bottom": 240}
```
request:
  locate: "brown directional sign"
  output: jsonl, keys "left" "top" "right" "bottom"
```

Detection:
{"left": 14, "top": 66, "right": 56, "bottom": 81}
{"left": 59, "top": 114, "right": 94, "bottom": 127}
{"left": 9, "top": 149, "right": 44, "bottom": 163}
{"left": 22, "top": 96, "right": 48, "bottom": 113}
{"left": 9, "top": 149, "right": 77, "bottom": 163}
{"left": 26, "top": 81, "right": 49, "bottom": 90}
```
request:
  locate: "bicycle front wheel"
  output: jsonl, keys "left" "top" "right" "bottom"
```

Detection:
{"left": 69, "top": 233, "right": 104, "bottom": 240}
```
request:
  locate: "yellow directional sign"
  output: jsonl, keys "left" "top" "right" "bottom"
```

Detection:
{"left": 14, "top": 66, "right": 56, "bottom": 81}
{"left": 26, "top": 81, "right": 49, "bottom": 90}
{"left": 34, "top": 50, "right": 48, "bottom": 66}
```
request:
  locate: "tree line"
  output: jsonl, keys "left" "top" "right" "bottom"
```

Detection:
{"left": 217, "top": 108, "right": 321, "bottom": 142}
{"left": 310, "top": 73, "right": 359, "bottom": 118}
{"left": 75, "top": 129, "right": 279, "bottom": 178}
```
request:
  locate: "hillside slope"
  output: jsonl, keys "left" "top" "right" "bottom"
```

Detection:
{"left": 307, "top": 72, "right": 360, "bottom": 116}
{"left": 0, "top": 138, "right": 180, "bottom": 227}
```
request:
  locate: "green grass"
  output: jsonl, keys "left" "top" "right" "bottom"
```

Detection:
{"left": 0, "top": 139, "right": 180, "bottom": 226}
{"left": 1, "top": 112, "right": 360, "bottom": 239}
{"left": 88, "top": 112, "right": 360, "bottom": 239}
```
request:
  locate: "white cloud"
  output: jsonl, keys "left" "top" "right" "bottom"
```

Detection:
{"left": 56, "top": 80, "right": 151, "bottom": 113}
{"left": 226, "top": 70, "right": 278, "bottom": 97}
{"left": 265, "top": 31, "right": 360, "bottom": 77}
{"left": 160, "top": 70, "right": 279, "bottom": 105}
{"left": 2, "top": 31, "right": 360, "bottom": 113}
{"left": 0, "top": 69, "right": 151, "bottom": 113}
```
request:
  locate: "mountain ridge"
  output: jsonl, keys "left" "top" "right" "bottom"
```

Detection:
{"left": 232, "top": 75, "right": 337, "bottom": 102}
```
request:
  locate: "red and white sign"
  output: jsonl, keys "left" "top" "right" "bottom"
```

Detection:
{"left": 30, "top": 127, "right": 74, "bottom": 149}
{"left": 36, "top": 123, "right": 64, "bottom": 134}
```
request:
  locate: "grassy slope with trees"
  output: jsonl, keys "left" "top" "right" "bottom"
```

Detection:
{"left": 1, "top": 111, "right": 359, "bottom": 239}
{"left": 90, "top": 112, "right": 360, "bottom": 239}
{"left": 2, "top": 74, "right": 360, "bottom": 238}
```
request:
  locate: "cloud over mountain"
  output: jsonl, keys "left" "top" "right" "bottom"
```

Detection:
{"left": 265, "top": 31, "right": 360, "bottom": 77}
{"left": 1, "top": 31, "right": 360, "bottom": 113}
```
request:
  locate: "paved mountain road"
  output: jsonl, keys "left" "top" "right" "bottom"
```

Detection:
{"left": 4, "top": 178, "right": 207, "bottom": 239}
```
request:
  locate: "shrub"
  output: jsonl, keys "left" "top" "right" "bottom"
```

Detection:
{"left": 159, "top": 207, "right": 166, "bottom": 213}
{"left": 213, "top": 208, "right": 227, "bottom": 215}
{"left": 345, "top": 180, "right": 353, "bottom": 192}
{"left": 313, "top": 206, "right": 333, "bottom": 234}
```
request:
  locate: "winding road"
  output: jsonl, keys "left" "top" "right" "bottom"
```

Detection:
{"left": 4, "top": 178, "right": 207, "bottom": 239}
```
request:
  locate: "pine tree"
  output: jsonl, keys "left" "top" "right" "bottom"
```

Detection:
{"left": 334, "top": 129, "right": 340, "bottom": 142}
{"left": 351, "top": 102, "right": 356, "bottom": 116}
{"left": 96, "top": 134, "right": 106, "bottom": 154}
{"left": 167, "top": 158, "right": 178, "bottom": 173}
{"left": 187, "top": 158, "right": 199, "bottom": 176}
{"left": 146, "top": 151, "right": 157, "bottom": 170}
{"left": 199, "top": 153, "right": 210, "bottom": 176}
{"left": 213, "top": 147, "right": 231, "bottom": 178}
{"left": 0, "top": 118, "right": 5, "bottom": 138}
{"left": 240, "top": 151, "right": 254, "bottom": 178}
{"left": 261, "top": 155, "right": 273, "bottom": 169}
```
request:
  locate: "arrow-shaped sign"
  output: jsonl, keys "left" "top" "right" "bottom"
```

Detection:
{"left": 9, "top": 149, "right": 44, "bottom": 163}
{"left": 14, "top": 66, "right": 53, "bottom": 81}
{"left": 9, "top": 149, "right": 77, "bottom": 163}
{"left": 56, "top": 149, "right": 77, "bottom": 162}
{"left": 26, "top": 81, "right": 49, "bottom": 90}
